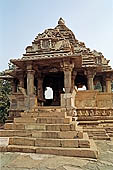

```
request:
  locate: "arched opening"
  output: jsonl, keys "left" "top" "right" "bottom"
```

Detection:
{"left": 94, "top": 77, "right": 103, "bottom": 92}
{"left": 43, "top": 72, "right": 64, "bottom": 106}
{"left": 75, "top": 74, "right": 87, "bottom": 89}
{"left": 44, "top": 86, "right": 53, "bottom": 106}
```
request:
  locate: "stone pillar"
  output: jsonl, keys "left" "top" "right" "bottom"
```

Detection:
{"left": 60, "top": 61, "right": 75, "bottom": 108}
{"left": 106, "top": 78, "right": 111, "bottom": 93}
{"left": 63, "top": 63, "right": 74, "bottom": 93}
{"left": 101, "top": 81, "right": 106, "bottom": 92}
{"left": 27, "top": 70, "right": 35, "bottom": 96}
{"left": 71, "top": 71, "right": 77, "bottom": 92}
{"left": 11, "top": 79, "right": 17, "bottom": 93}
{"left": 87, "top": 75, "right": 94, "bottom": 90}
{"left": 86, "top": 70, "right": 96, "bottom": 90}
{"left": 19, "top": 75, "right": 24, "bottom": 88}
{"left": 37, "top": 77, "right": 44, "bottom": 100}
{"left": 64, "top": 70, "right": 71, "bottom": 93}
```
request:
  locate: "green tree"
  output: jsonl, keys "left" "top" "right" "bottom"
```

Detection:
{"left": 0, "top": 72, "right": 11, "bottom": 123}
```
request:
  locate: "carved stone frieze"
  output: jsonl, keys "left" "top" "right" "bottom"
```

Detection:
{"left": 77, "top": 108, "right": 113, "bottom": 117}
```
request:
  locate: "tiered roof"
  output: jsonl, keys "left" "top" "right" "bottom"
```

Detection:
{"left": 10, "top": 18, "right": 111, "bottom": 72}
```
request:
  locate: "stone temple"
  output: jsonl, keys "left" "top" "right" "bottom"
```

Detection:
{"left": 0, "top": 18, "right": 113, "bottom": 158}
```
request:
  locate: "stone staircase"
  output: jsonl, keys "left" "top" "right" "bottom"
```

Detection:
{"left": 77, "top": 109, "right": 113, "bottom": 140}
{"left": 80, "top": 125, "right": 110, "bottom": 140}
{"left": 102, "top": 123, "right": 113, "bottom": 138}
{"left": 0, "top": 106, "right": 98, "bottom": 158}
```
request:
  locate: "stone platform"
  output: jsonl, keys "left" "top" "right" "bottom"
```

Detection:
{"left": 0, "top": 107, "right": 98, "bottom": 158}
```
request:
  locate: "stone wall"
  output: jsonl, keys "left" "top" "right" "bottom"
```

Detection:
{"left": 75, "top": 90, "right": 113, "bottom": 108}
{"left": 9, "top": 93, "right": 37, "bottom": 111}
{"left": 9, "top": 93, "right": 25, "bottom": 110}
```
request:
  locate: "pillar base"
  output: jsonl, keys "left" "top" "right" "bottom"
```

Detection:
{"left": 25, "top": 95, "right": 37, "bottom": 110}
{"left": 61, "top": 93, "right": 75, "bottom": 108}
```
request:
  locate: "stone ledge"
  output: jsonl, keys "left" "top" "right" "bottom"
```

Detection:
{"left": 0, "top": 139, "right": 98, "bottom": 159}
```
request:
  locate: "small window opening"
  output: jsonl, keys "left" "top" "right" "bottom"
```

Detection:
{"left": 44, "top": 87, "right": 53, "bottom": 99}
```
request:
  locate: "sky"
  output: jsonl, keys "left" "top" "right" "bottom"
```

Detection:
{"left": 0, "top": 0, "right": 113, "bottom": 71}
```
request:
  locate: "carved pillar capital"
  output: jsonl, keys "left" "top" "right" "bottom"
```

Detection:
{"left": 87, "top": 71, "right": 96, "bottom": 79}
{"left": 61, "top": 62, "right": 74, "bottom": 72}
{"left": 27, "top": 70, "right": 35, "bottom": 75}
{"left": 60, "top": 61, "right": 75, "bottom": 93}
{"left": 26, "top": 62, "right": 33, "bottom": 70}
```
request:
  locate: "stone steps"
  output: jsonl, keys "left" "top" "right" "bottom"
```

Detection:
{"left": 77, "top": 116, "right": 113, "bottom": 140}
{"left": 0, "top": 129, "right": 83, "bottom": 139}
{"left": 8, "top": 133, "right": 90, "bottom": 148}
{"left": 105, "top": 127, "right": 113, "bottom": 137}
{"left": 0, "top": 139, "right": 98, "bottom": 158}
{"left": 78, "top": 125, "right": 112, "bottom": 140}
{"left": 76, "top": 107, "right": 113, "bottom": 140}
{"left": 0, "top": 107, "right": 98, "bottom": 158}
{"left": 82, "top": 127, "right": 110, "bottom": 140}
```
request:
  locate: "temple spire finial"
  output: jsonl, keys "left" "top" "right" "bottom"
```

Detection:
{"left": 58, "top": 17, "right": 65, "bottom": 25}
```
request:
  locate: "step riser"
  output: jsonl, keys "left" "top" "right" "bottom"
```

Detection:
{"left": 9, "top": 138, "right": 35, "bottom": 146}
{"left": 21, "top": 112, "right": 66, "bottom": 118}
{"left": 83, "top": 130, "right": 110, "bottom": 140}
{"left": 7, "top": 146, "right": 35, "bottom": 153}
{"left": 36, "top": 148, "right": 97, "bottom": 158}
{"left": 9, "top": 138, "right": 90, "bottom": 148}
{"left": 32, "top": 131, "right": 83, "bottom": 139}
{"left": 108, "top": 134, "right": 113, "bottom": 137}
{"left": 0, "top": 130, "right": 83, "bottom": 139}
{"left": 36, "top": 118, "right": 71, "bottom": 124}
{"left": 1, "top": 145, "right": 98, "bottom": 158}
{"left": 4, "top": 123, "right": 77, "bottom": 131}
{"left": 77, "top": 116, "right": 113, "bottom": 121}
{"left": 14, "top": 118, "right": 72, "bottom": 124}
{"left": 4, "top": 124, "right": 25, "bottom": 130}
{"left": 0, "top": 131, "right": 32, "bottom": 137}
{"left": 46, "top": 124, "right": 77, "bottom": 131}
